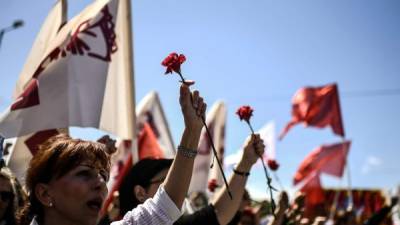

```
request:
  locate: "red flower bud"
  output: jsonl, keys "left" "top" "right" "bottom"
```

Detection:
{"left": 267, "top": 159, "right": 280, "bottom": 171}
{"left": 208, "top": 179, "right": 219, "bottom": 193}
{"left": 161, "top": 52, "right": 186, "bottom": 74}
{"left": 236, "top": 105, "right": 254, "bottom": 122}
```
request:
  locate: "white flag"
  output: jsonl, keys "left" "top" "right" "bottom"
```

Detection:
{"left": 259, "top": 121, "right": 276, "bottom": 160}
{"left": 224, "top": 121, "right": 276, "bottom": 169}
{"left": 136, "top": 91, "right": 175, "bottom": 158}
{"left": 0, "top": 0, "right": 135, "bottom": 141}
{"left": 3, "top": 0, "right": 68, "bottom": 184}
{"left": 189, "top": 101, "right": 226, "bottom": 194}
{"left": 13, "top": 0, "right": 68, "bottom": 99}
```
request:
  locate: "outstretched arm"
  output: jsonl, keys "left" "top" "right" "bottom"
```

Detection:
{"left": 212, "top": 134, "right": 265, "bottom": 225}
{"left": 163, "top": 84, "right": 206, "bottom": 209}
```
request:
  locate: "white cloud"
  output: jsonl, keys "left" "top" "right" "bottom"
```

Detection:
{"left": 361, "top": 155, "right": 383, "bottom": 174}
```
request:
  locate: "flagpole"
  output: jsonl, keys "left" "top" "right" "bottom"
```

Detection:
{"left": 121, "top": 0, "right": 138, "bottom": 162}
{"left": 343, "top": 137, "right": 353, "bottom": 210}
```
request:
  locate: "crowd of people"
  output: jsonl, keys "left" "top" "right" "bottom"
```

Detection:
{"left": 0, "top": 84, "right": 398, "bottom": 225}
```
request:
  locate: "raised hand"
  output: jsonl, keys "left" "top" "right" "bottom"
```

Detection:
{"left": 179, "top": 83, "right": 206, "bottom": 134}
{"left": 241, "top": 134, "right": 265, "bottom": 168}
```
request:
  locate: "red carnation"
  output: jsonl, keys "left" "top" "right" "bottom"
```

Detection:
{"left": 236, "top": 105, "right": 253, "bottom": 122}
{"left": 161, "top": 52, "right": 186, "bottom": 75}
{"left": 267, "top": 159, "right": 280, "bottom": 171}
{"left": 208, "top": 179, "right": 219, "bottom": 193}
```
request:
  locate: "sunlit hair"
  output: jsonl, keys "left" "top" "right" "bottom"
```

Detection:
{"left": 17, "top": 134, "right": 112, "bottom": 225}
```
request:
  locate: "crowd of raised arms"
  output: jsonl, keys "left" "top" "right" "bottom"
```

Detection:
{"left": 0, "top": 84, "right": 397, "bottom": 225}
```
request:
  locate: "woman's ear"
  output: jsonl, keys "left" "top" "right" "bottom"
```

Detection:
{"left": 133, "top": 185, "right": 147, "bottom": 203}
{"left": 35, "top": 183, "right": 54, "bottom": 208}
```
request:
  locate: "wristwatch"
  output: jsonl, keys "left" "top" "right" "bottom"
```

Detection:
{"left": 177, "top": 145, "right": 198, "bottom": 158}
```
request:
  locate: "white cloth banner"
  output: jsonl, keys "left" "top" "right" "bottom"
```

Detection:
{"left": 3, "top": 0, "right": 68, "bottom": 184}
{"left": 224, "top": 121, "right": 276, "bottom": 169}
{"left": 0, "top": 0, "right": 135, "bottom": 141}
{"left": 189, "top": 101, "right": 226, "bottom": 194}
{"left": 136, "top": 91, "right": 176, "bottom": 158}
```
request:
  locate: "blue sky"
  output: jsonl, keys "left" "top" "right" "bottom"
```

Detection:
{"left": 1, "top": 0, "right": 399, "bottom": 199}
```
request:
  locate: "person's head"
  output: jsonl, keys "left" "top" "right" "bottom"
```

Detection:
{"left": 188, "top": 191, "right": 208, "bottom": 210}
{"left": 240, "top": 207, "right": 257, "bottom": 225}
{"left": 0, "top": 167, "right": 20, "bottom": 224}
{"left": 18, "top": 134, "right": 113, "bottom": 225}
{"left": 239, "top": 189, "right": 251, "bottom": 211}
{"left": 118, "top": 158, "right": 173, "bottom": 215}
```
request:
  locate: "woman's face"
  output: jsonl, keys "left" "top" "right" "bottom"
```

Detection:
{"left": 0, "top": 177, "right": 13, "bottom": 220}
{"left": 46, "top": 161, "right": 109, "bottom": 225}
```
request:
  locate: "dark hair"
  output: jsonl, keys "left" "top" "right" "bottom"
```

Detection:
{"left": 118, "top": 158, "right": 173, "bottom": 215}
{"left": 0, "top": 167, "right": 25, "bottom": 225}
{"left": 17, "top": 134, "right": 112, "bottom": 225}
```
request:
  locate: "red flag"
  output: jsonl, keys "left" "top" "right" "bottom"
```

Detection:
{"left": 279, "top": 83, "right": 345, "bottom": 140}
{"left": 294, "top": 141, "right": 351, "bottom": 185}
{"left": 300, "top": 172, "right": 325, "bottom": 206}
{"left": 101, "top": 123, "right": 164, "bottom": 217}
{"left": 101, "top": 147, "right": 132, "bottom": 217}
{"left": 138, "top": 123, "right": 164, "bottom": 160}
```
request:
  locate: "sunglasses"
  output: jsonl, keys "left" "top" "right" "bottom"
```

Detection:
{"left": 0, "top": 191, "right": 14, "bottom": 202}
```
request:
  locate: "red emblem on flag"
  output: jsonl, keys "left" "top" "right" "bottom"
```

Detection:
{"left": 11, "top": 4, "right": 118, "bottom": 111}
{"left": 24, "top": 129, "right": 60, "bottom": 155}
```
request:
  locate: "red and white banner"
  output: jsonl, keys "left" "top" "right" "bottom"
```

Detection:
{"left": 136, "top": 91, "right": 176, "bottom": 158}
{"left": 13, "top": 0, "right": 68, "bottom": 99}
{"left": 4, "top": 129, "right": 64, "bottom": 183}
{"left": 3, "top": 0, "right": 68, "bottom": 183}
{"left": 189, "top": 101, "right": 226, "bottom": 194}
{"left": 0, "top": 0, "right": 136, "bottom": 141}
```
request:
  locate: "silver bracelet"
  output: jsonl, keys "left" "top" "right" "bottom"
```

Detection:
{"left": 177, "top": 145, "right": 198, "bottom": 158}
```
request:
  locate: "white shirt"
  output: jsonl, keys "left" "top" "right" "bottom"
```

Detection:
{"left": 30, "top": 187, "right": 182, "bottom": 225}
{"left": 111, "top": 186, "right": 182, "bottom": 225}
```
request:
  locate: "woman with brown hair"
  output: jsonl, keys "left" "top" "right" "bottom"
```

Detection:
{"left": 0, "top": 166, "right": 26, "bottom": 225}
{"left": 17, "top": 83, "right": 207, "bottom": 225}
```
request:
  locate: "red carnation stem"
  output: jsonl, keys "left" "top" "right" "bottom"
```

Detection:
{"left": 260, "top": 153, "right": 276, "bottom": 216}
{"left": 201, "top": 115, "right": 233, "bottom": 200}
{"left": 177, "top": 72, "right": 186, "bottom": 84}
{"left": 179, "top": 75, "right": 233, "bottom": 200}
{"left": 246, "top": 120, "right": 255, "bottom": 134}
{"left": 246, "top": 120, "right": 276, "bottom": 216}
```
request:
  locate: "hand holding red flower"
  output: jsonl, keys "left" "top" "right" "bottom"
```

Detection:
{"left": 241, "top": 134, "right": 265, "bottom": 166}
{"left": 179, "top": 84, "right": 206, "bottom": 134}
{"left": 236, "top": 104, "right": 277, "bottom": 214}
{"left": 161, "top": 52, "right": 232, "bottom": 199}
